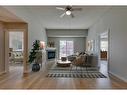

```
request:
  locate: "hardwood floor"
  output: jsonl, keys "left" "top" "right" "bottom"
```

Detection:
{"left": 0, "top": 61, "right": 126, "bottom": 89}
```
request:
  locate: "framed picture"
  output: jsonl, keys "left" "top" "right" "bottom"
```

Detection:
{"left": 87, "top": 40, "right": 94, "bottom": 52}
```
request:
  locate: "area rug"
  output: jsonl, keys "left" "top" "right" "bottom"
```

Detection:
{"left": 49, "top": 64, "right": 99, "bottom": 72}
{"left": 46, "top": 64, "right": 107, "bottom": 78}
{"left": 46, "top": 72, "right": 107, "bottom": 78}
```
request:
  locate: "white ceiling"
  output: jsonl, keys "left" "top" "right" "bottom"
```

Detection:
{"left": 101, "top": 32, "right": 108, "bottom": 38}
{"left": 1, "top": 6, "right": 111, "bottom": 29}
{"left": 24, "top": 6, "right": 110, "bottom": 29}
{"left": 0, "top": 6, "right": 24, "bottom": 22}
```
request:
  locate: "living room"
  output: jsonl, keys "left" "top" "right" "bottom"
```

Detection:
{"left": 0, "top": 6, "right": 127, "bottom": 89}
{"left": 46, "top": 29, "right": 87, "bottom": 58}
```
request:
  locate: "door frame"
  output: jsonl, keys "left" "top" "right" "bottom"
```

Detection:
{"left": 98, "top": 29, "right": 110, "bottom": 72}
{"left": 5, "top": 28, "right": 28, "bottom": 74}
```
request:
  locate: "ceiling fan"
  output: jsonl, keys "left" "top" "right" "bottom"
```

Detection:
{"left": 56, "top": 6, "right": 82, "bottom": 18}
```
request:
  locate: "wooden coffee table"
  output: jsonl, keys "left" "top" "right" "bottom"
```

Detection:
{"left": 57, "top": 60, "right": 72, "bottom": 67}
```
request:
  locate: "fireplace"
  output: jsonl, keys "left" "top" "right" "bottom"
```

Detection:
{"left": 46, "top": 48, "right": 56, "bottom": 61}
{"left": 46, "top": 50, "right": 56, "bottom": 60}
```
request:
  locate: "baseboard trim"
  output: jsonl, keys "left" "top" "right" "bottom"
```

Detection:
{"left": 109, "top": 71, "right": 127, "bottom": 83}
{"left": 0, "top": 71, "right": 6, "bottom": 75}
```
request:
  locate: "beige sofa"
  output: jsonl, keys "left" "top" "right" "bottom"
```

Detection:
{"left": 68, "top": 53, "right": 98, "bottom": 67}
{"left": 9, "top": 51, "right": 23, "bottom": 64}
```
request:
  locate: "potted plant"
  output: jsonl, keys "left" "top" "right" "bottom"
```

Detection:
{"left": 28, "top": 40, "right": 41, "bottom": 72}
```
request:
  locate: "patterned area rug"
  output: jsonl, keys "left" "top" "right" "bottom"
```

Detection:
{"left": 46, "top": 64, "right": 107, "bottom": 78}
{"left": 49, "top": 64, "right": 99, "bottom": 71}
{"left": 46, "top": 72, "right": 107, "bottom": 78}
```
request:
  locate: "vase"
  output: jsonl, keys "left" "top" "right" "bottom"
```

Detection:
{"left": 32, "top": 63, "right": 40, "bottom": 72}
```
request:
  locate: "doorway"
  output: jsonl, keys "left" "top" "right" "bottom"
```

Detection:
{"left": 99, "top": 31, "right": 109, "bottom": 73}
{"left": 9, "top": 31, "right": 24, "bottom": 72}
{"left": 5, "top": 28, "right": 27, "bottom": 74}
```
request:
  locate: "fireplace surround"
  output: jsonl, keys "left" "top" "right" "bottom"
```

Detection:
{"left": 47, "top": 50, "right": 55, "bottom": 59}
{"left": 46, "top": 48, "right": 56, "bottom": 60}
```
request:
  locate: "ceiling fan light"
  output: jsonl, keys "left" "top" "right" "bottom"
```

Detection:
{"left": 66, "top": 10, "right": 71, "bottom": 15}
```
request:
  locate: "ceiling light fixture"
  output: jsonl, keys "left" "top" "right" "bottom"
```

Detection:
{"left": 66, "top": 10, "right": 71, "bottom": 15}
{"left": 56, "top": 6, "right": 82, "bottom": 18}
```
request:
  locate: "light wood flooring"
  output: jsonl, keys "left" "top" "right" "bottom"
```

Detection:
{"left": 0, "top": 61, "right": 126, "bottom": 89}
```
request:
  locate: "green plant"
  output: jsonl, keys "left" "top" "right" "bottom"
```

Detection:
{"left": 28, "top": 40, "right": 40, "bottom": 64}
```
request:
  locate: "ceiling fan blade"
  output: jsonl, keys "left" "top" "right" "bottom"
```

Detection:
{"left": 60, "top": 13, "right": 66, "bottom": 18}
{"left": 72, "top": 8, "right": 82, "bottom": 11}
{"left": 71, "top": 13, "right": 74, "bottom": 18}
{"left": 56, "top": 7, "right": 65, "bottom": 10}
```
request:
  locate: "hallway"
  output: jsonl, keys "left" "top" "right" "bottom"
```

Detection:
{"left": 99, "top": 60, "right": 108, "bottom": 75}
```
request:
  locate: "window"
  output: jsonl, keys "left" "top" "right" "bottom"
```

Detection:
{"left": 101, "top": 41, "right": 108, "bottom": 51}
{"left": 9, "top": 32, "right": 24, "bottom": 51}
{"left": 59, "top": 40, "right": 74, "bottom": 58}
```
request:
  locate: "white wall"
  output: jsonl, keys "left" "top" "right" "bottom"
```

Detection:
{"left": 87, "top": 7, "right": 127, "bottom": 82}
{"left": 5, "top": 7, "right": 47, "bottom": 50}
{"left": 28, "top": 18, "right": 47, "bottom": 49}
{"left": 48, "top": 37, "right": 86, "bottom": 58}
{"left": 47, "top": 29, "right": 88, "bottom": 37}
{"left": 0, "top": 22, "right": 5, "bottom": 73}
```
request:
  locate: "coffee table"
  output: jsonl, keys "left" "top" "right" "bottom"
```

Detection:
{"left": 57, "top": 60, "right": 72, "bottom": 67}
